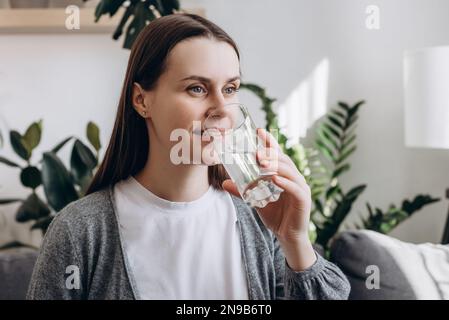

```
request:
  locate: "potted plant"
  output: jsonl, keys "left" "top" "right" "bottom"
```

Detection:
{"left": 0, "top": 120, "right": 102, "bottom": 236}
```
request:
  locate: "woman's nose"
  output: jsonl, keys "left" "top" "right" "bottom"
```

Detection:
{"left": 209, "top": 89, "right": 227, "bottom": 110}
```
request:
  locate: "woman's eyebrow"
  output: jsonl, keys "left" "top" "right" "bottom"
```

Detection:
{"left": 180, "top": 75, "right": 241, "bottom": 83}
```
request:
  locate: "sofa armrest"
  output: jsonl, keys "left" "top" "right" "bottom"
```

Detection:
{"left": 330, "top": 230, "right": 449, "bottom": 300}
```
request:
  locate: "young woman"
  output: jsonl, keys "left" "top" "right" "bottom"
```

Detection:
{"left": 27, "top": 13, "right": 350, "bottom": 300}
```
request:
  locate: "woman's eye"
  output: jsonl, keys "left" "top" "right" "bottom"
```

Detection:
{"left": 188, "top": 86, "right": 206, "bottom": 95}
{"left": 224, "top": 86, "right": 239, "bottom": 95}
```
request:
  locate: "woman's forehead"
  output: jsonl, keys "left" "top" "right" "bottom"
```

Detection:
{"left": 165, "top": 37, "right": 240, "bottom": 80}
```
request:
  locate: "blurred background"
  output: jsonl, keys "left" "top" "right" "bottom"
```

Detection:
{"left": 1, "top": 0, "right": 449, "bottom": 300}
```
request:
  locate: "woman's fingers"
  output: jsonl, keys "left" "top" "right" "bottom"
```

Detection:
{"left": 272, "top": 174, "right": 304, "bottom": 198}
{"left": 259, "top": 159, "right": 297, "bottom": 182}
{"left": 260, "top": 159, "right": 309, "bottom": 191}
{"left": 257, "top": 128, "right": 282, "bottom": 151}
{"left": 256, "top": 129, "right": 298, "bottom": 168}
{"left": 222, "top": 179, "right": 242, "bottom": 199}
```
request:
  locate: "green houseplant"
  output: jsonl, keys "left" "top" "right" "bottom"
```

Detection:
{"left": 0, "top": 120, "right": 102, "bottom": 234}
{"left": 83, "top": 0, "right": 181, "bottom": 49}
{"left": 239, "top": 83, "right": 440, "bottom": 250}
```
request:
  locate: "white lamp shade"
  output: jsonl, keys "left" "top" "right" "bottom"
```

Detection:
{"left": 404, "top": 46, "right": 449, "bottom": 149}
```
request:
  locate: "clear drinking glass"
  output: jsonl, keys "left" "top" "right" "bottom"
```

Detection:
{"left": 203, "top": 103, "right": 284, "bottom": 208}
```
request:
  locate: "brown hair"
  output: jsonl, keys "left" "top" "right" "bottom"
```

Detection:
{"left": 85, "top": 13, "right": 239, "bottom": 195}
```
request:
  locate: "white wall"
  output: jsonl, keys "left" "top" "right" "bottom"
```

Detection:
{"left": 0, "top": 35, "right": 129, "bottom": 246}
{"left": 1, "top": 0, "right": 449, "bottom": 246}
{"left": 187, "top": 0, "right": 449, "bottom": 244}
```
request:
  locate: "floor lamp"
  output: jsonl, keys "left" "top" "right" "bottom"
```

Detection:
{"left": 404, "top": 46, "right": 449, "bottom": 244}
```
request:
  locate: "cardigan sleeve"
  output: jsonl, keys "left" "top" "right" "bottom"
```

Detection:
{"left": 26, "top": 212, "right": 85, "bottom": 300}
{"left": 273, "top": 236, "right": 351, "bottom": 300}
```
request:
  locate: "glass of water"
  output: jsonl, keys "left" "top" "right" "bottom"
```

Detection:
{"left": 203, "top": 103, "right": 284, "bottom": 208}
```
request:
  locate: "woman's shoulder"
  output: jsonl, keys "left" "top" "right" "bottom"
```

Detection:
{"left": 48, "top": 186, "right": 117, "bottom": 238}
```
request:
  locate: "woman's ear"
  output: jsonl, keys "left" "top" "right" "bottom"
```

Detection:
{"left": 132, "top": 82, "right": 152, "bottom": 118}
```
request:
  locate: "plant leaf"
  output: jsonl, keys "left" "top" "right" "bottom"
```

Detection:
{"left": 0, "top": 156, "right": 21, "bottom": 168}
{"left": 41, "top": 152, "right": 79, "bottom": 211}
{"left": 112, "top": 3, "right": 134, "bottom": 40}
{"left": 316, "top": 139, "right": 335, "bottom": 162}
{"left": 317, "top": 127, "right": 339, "bottom": 151}
{"left": 15, "top": 193, "right": 51, "bottom": 223}
{"left": 336, "top": 145, "right": 357, "bottom": 166}
{"left": 330, "top": 109, "right": 346, "bottom": 120}
{"left": 86, "top": 122, "right": 101, "bottom": 152}
{"left": 0, "top": 198, "right": 23, "bottom": 204}
{"left": 123, "top": 2, "right": 156, "bottom": 49}
{"left": 322, "top": 122, "right": 341, "bottom": 140}
{"left": 70, "top": 140, "right": 97, "bottom": 186}
{"left": 10, "top": 131, "right": 30, "bottom": 161}
{"left": 51, "top": 136, "right": 74, "bottom": 154}
{"left": 337, "top": 101, "right": 350, "bottom": 111}
{"left": 31, "top": 215, "right": 54, "bottom": 233}
{"left": 23, "top": 120, "right": 42, "bottom": 151}
{"left": 327, "top": 115, "right": 344, "bottom": 129}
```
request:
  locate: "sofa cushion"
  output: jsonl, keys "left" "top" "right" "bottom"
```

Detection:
{"left": 330, "top": 230, "right": 449, "bottom": 300}
{"left": 0, "top": 246, "right": 39, "bottom": 300}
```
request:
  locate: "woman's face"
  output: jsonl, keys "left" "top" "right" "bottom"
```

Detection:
{"left": 134, "top": 37, "right": 241, "bottom": 165}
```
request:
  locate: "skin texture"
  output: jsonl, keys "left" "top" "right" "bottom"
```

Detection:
{"left": 131, "top": 37, "right": 316, "bottom": 271}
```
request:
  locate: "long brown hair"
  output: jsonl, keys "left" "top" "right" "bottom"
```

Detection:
{"left": 85, "top": 13, "right": 239, "bottom": 195}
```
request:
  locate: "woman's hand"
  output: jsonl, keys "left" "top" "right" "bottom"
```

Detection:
{"left": 222, "top": 128, "right": 316, "bottom": 271}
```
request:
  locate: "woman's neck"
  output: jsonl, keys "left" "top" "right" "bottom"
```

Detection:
{"left": 134, "top": 144, "right": 210, "bottom": 203}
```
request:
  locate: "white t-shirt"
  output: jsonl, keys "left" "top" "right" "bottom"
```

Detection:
{"left": 113, "top": 176, "right": 249, "bottom": 300}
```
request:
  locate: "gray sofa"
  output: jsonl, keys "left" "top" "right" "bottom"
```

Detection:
{"left": 0, "top": 245, "right": 39, "bottom": 300}
{"left": 331, "top": 230, "right": 449, "bottom": 299}
{"left": 1, "top": 230, "right": 448, "bottom": 299}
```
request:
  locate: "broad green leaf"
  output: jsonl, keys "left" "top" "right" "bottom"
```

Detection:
{"left": 15, "top": 193, "right": 51, "bottom": 223}
{"left": 70, "top": 140, "right": 97, "bottom": 186}
{"left": 10, "top": 131, "right": 30, "bottom": 161}
{"left": 23, "top": 120, "right": 42, "bottom": 151}
{"left": 86, "top": 122, "right": 101, "bottom": 152}
{"left": 124, "top": 2, "right": 156, "bottom": 49}
{"left": 159, "top": 0, "right": 180, "bottom": 15}
{"left": 95, "top": 0, "right": 123, "bottom": 22}
{"left": 41, "top": 152, "right": 79, "bottom": 211}
{"left": 112, "top": 3, "right": 133, "bottom": 40}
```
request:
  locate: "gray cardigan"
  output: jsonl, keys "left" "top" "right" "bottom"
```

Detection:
{"left": 26, "top": 185, "right": 350, "bottom": 300}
